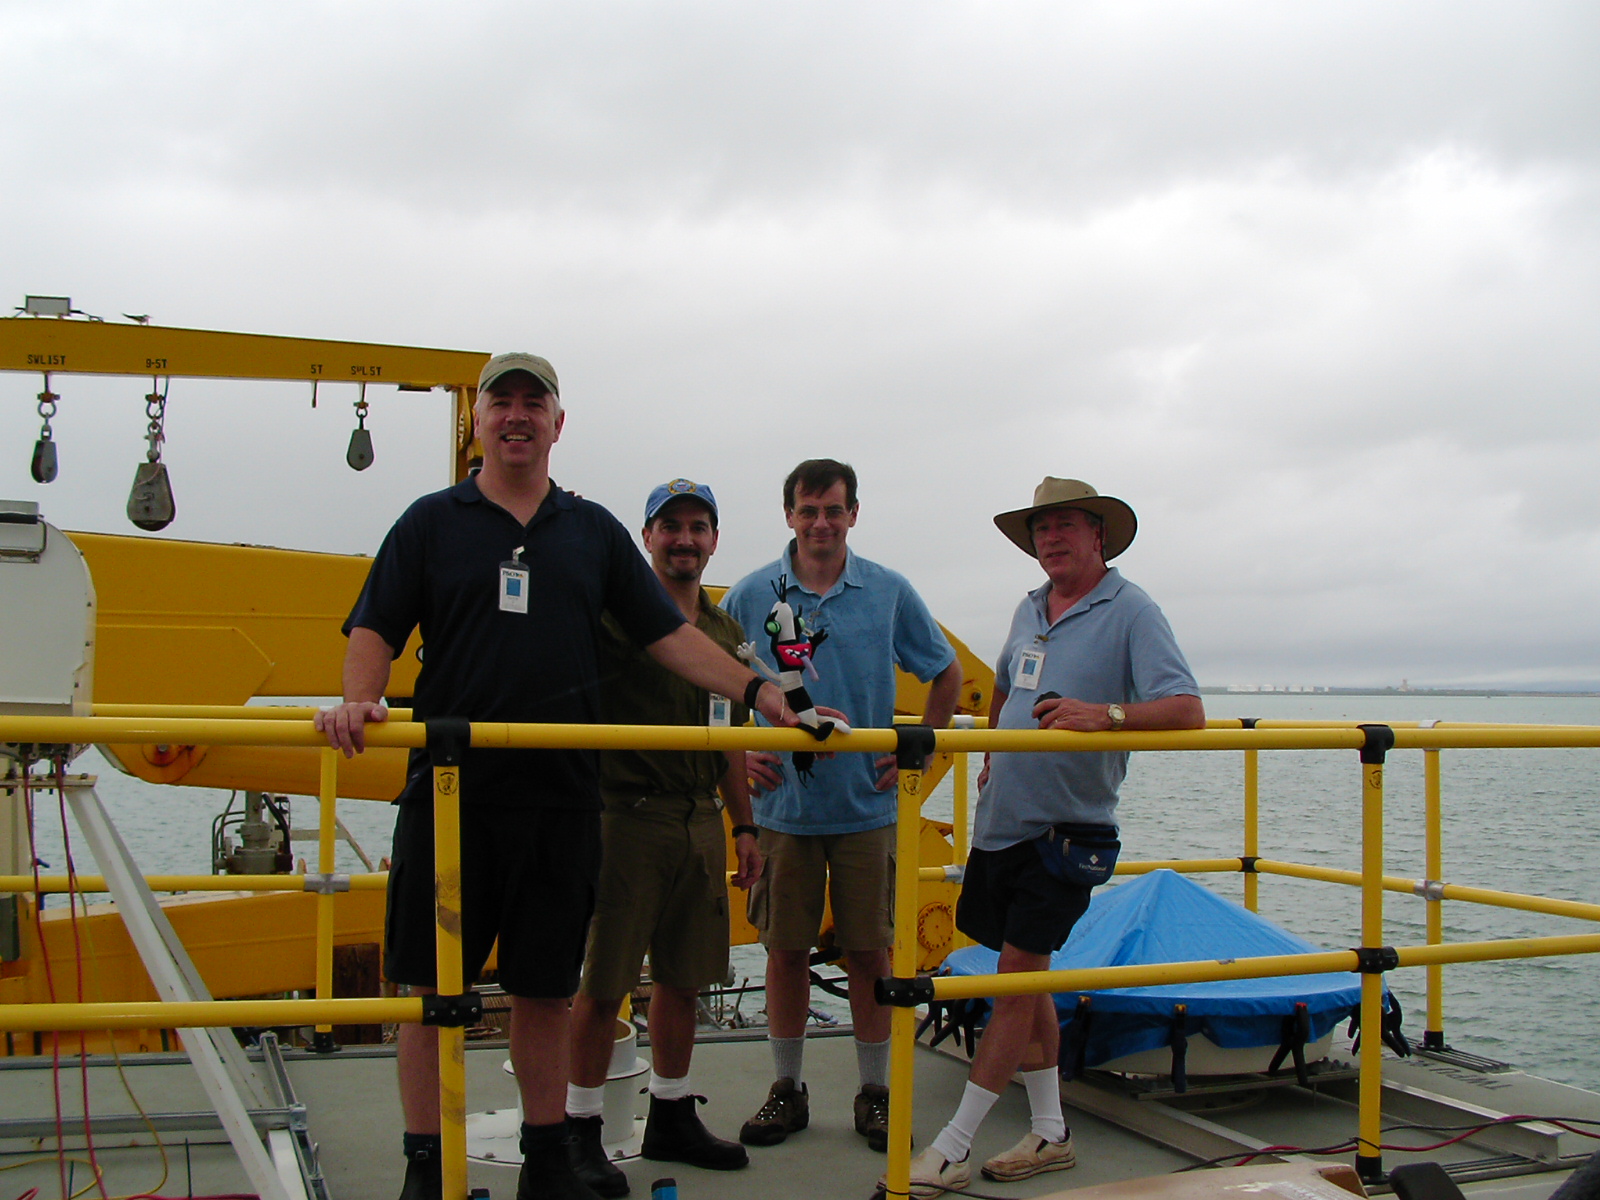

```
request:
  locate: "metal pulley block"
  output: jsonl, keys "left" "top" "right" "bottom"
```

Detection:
{"left": 347, "top": 385, "right": 374, "bottom": 470}
{"left": 346, "top": 425, "right": 374, "bottom": 470}
{"left": 30, "top": 437, "right": 58, "bottom": 483}
{"left": 125, "top": 379, "right": 176, "bottom": 530}
{"left": 31, "top": 379, "right": 59, "bottom": 482}
{"left": 127, "top": 460, "right": 176, "bottom": 530}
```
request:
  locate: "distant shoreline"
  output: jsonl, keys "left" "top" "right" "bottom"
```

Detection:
{"left": 1199, "top": 686, "right": 1600, "bottom": 698}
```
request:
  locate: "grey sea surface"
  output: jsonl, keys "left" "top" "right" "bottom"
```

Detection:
{"left": 27, "top": 694, "right": 1600, "bottom": 1091}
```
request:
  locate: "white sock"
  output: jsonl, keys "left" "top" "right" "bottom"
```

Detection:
{"left": 1022, "top": 1067, "right": 1067, "bottom": 1143}
{"left": 649, "top": 1072, "right": 694, "bottom": 1101}
{"left": 929, "top": 1081, "right": 998, "bottom": 1163}
{"left": 771, "top": 1034, "right": 805, "bottom": 1085}
{"left": 566, "top": 1082, "right": 605, "bottom": 1119}
{"left": 856, "top": 1037, "right": 891, "bottom": 1089}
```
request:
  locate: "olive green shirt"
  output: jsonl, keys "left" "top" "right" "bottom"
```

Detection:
{"left": 597, "top": 588, "right": 750, "bottom": 797}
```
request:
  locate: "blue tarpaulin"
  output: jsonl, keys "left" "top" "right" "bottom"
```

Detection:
{"left": 942, "top": 869, "right": 1371, "bottom": 1068}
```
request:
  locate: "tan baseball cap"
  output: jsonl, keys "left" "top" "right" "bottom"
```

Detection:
{"left": 478, "top": 352, "right": 559, "bottom": 398}
{"left": 993, "top": 477, "right": 1138, "bottom": 561}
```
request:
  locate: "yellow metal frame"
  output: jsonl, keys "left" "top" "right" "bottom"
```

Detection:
{"left": 6, "top": 715, "right": 1600, "bottom": 1198}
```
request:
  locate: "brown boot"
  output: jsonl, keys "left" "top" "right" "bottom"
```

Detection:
{"left": 517, "top": 1121, "right": 603, "bottom": 1200}
{"left": 565, "top": 1115, "right": 629, "bottom": 1197}
{"left": 642, "top": 1095, "right": 748, "bottom": 1170}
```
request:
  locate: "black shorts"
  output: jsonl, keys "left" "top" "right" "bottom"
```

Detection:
{"left": 384, "top": 800, "right": 601, "bottom": 999}
{"left": 956, "top": 839, "right": 1094, "bottom": 956}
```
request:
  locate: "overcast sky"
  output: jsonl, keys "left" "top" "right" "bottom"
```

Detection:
{"left": 4, "top": 2, "right": 1598, "bottom": 690}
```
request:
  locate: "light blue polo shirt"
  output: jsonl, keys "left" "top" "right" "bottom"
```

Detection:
{"left": 973, "top": 568, "right": 1198, "bottom": 852}
{"left": 723, "top": 542, "right": 956, "bottom": 836}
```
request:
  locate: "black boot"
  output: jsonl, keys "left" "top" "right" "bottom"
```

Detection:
{"left": 517, "top": 1121, "right": 604, "bottom": 1200}
{"left": 398, "top": 1134, "right": 442, "bottom": 1200}
{"left": 641, "top": 1095, "right": 749, "bottom": 1171}
{"left": 566, "top": 1115, "right": 629, "bottom": 1197}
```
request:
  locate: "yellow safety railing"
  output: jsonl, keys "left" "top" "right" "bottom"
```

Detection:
{"left": 878, "top": 719, "right": 1600, "bottom": 1196}
{"left": 6, "top": 714, "right": 1600, "bottom": 1199}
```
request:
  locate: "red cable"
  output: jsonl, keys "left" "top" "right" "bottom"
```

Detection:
{"left": 1212, "top": 1113, "right": 1600, "bottom": 1168}
{"left": 55, "top": 757, "right": 108, "bottom": 1199}
{"left": 24, "top": 771, "right": 69, "bottom": 1200}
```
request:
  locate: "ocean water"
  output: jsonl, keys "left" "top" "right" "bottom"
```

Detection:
{"left": 23, "top": 694, "right": 1600, "bottom": 1090}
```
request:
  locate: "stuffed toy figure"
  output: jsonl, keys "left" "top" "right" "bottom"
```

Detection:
{"left": 738, "top": 575, "right": 850, "bottom": 780}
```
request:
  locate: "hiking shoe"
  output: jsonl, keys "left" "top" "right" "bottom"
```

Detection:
{"left": 642, "top": 1095, "right": 748, "bottom": 1170}
{"left": 566, "top": 1114, "right": 629, "bottom": 1197}
{"left": 980, "top": 1132, "right": 1076, "bottom": 1181}
{"left": 878, "top": 1147, "right": 970, "bottom": 1199}
{"left": 738, "top": 1078, "right": 809, "bottom": 1146}
{"left": 854, "top": 1084, "right": 891, "bottom": 1152}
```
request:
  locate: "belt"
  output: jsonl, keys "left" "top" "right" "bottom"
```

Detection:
{"left": 600, "top": 789, "right": 718, "bottom": 806}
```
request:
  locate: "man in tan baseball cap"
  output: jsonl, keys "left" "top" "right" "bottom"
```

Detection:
{"left": 318, "top": 352, "right": 823, "bottom": 1200}
{"left": 894, "top": 476, "right": 1203, "bottom": 1198}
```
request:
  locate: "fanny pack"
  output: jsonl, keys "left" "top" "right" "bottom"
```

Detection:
{"left": 1033, "top": 822, "right": 1121, "bottom": 888}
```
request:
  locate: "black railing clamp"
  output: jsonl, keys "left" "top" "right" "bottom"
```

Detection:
{"left": 426, "top": 717, "right": 472, "bottom": 766}
{"left": 1352, "top": 946, "right": 1400, "bottom": 974}
{"left": 1239, "top": 856, "right": 1260, "bottom": 874}
{"left": 875, "top": 975, "right": 935, "bottom": 1007}
{"left": 421, "top": 991, "right": 484, "bottom": 1027}
{"left": 895, "top": 724, "right": 937, "bottom": 772}
{"left": 1358, "top": 724, "right": 1395, "bottom": 765}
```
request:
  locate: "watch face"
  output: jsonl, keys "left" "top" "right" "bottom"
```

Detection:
{"left": 1108, "top": 704, "right": 1126, "bottom": 727}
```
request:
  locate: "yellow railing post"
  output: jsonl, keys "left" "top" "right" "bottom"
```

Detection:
{"left": 951, "top": 750, "right": 972, "bottom": 950}
{"left": 1424, "top": 748, "right": 1445, "bottom": 1049}
{"left": 1355, "top": 724, "right": 1395, "bottom": 1186}
{"left": 1243, "top": 746, "right": 1260, "bottom": 912}
{"left": 884, "top": 726, "right": 935, "bottom": 1200}
{"left": 431, "top": 724, "right": 470, "bottom": 1200}
{"left": 313, "top": 748, "right": 338, "bottom": 1052}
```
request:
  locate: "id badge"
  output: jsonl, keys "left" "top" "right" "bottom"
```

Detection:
{"left": 498, "top": 562, "right": 530, "bottom": 614}
{"left": 1014, "top": 648, "right": 1045, "bottom": 690}
{"left": 709, "top": 693, "right": 732, "bottom": 727}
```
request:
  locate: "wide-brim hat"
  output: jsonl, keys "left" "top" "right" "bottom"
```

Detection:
{"left": 479, "top": 351, "right": 560, "bottom": 398}
{"left": 993, "top": 477, "right": 1138, "bottom": 561}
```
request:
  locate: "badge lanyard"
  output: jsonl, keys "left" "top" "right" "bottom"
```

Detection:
{"left": 499, "top": 545, "right": 530, "bottom": 614}
{"left": 708, "top": 693, "right": 732, "bottom": 727}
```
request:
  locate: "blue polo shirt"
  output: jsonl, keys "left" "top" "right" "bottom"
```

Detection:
{"left": 973, "top": 568, "right": 1198, "bottom": 850}
{"left": 344, "top": 476, "right": 685, "bottom": 808}
{"left": 723, "top": 542, "right": 956, "bottom": 835}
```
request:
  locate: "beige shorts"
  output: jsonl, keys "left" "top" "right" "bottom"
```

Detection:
{"left": 579, "top": 792, "right": 730, "bottom": 1000}
{"left": 747, "top": 825, "right": 895, "bottom": 952}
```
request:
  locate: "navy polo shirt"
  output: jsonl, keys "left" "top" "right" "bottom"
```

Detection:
{"left": 343, "top": 476, "right": 686, "bottom": 808}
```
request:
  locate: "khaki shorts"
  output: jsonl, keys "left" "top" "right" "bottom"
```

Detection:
{"left": 578, "top": 792, "right": 730, "bottom": 1000}
{"left": 747, "top": 825, "right": 895, "bottom": 952}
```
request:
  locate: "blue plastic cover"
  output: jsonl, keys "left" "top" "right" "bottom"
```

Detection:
{"left": 942, "top": 869, "right": 1368, "bottom": 1067}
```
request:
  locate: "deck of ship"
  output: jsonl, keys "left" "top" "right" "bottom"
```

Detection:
{"left": 1, "top": 1026, "right": 1591, "bottom": 1200}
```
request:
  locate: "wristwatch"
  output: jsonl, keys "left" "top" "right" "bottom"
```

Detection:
{"left": 1107, "top": 703, "right": 1126, "bottom": 730}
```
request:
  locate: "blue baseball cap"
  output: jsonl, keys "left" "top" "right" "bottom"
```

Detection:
{"left": 645, "top": 478, "right": 719, "bottom": 526}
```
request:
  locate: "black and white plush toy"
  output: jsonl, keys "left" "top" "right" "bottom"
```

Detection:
{"left": 738, "top": 575, "right": 850, "bottom": 781}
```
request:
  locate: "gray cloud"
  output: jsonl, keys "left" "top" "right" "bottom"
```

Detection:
{"left": 3, "top": 1, "right": 1598, "bottom": 688}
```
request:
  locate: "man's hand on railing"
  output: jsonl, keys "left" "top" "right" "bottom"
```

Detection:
{"left": 314, "top": 701, "right": 389, "bottom": 757}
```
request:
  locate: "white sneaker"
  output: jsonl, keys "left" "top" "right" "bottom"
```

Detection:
{"left": 879, "top": 1146, "right": 971, "bottom": 1198}
{"left": 980, "top": 1132, "right": 1077, "bottom": 1181}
